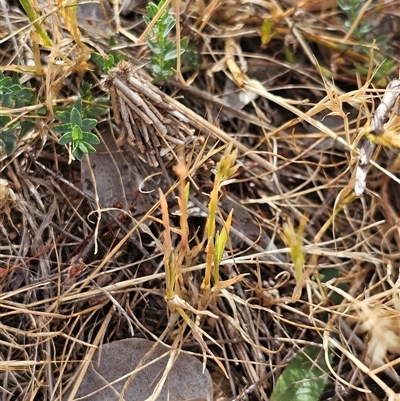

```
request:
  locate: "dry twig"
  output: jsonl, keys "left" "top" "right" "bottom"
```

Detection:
{"left": 103, "top": 61, "right": 194, "bottom": 167}
{"left": 355, "top": 78, "right": 400, "bottom": 196}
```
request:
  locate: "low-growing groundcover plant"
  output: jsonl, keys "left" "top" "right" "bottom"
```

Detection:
{"left": 336, "top": 0, "right": 396, "bottom": 82}
{"left": 52, "top": 98, "right": 100, "bottom": 162}
{"left": 53, "top": 83, "right": 110, "bottom": 162}
{"left": 91, "top": 52, "right": 123, "bottom": 75}
{"left": 0, "top": 71, "right": 37, "bottom": 155}
{"left": 1, "top": 0, "right": 196, "bottom": 159}
{"left": 0, "top": 69, "right": 108, "bottom": 160}
{"left": 143, "top": 0, "right": 198, "bottom": 82}
{"left": 3, "top": 1, "right": 400, "bottom": 400}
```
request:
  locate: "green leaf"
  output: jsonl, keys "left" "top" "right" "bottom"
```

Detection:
{"left": 81, "top": 132, "right": 100, "bottom": 145}
{"left": 180, "top": 37, "right": 189, "bottom": 51}
{"left": 161, "top": 69, "right": 174, "bottom": 80}
{"left": 336, "top": 0, "right": 354, "bottom": 12}
{"left": 146, "top": 2, "right": 159, "bottom": 18}
{"left": 358, "top": 22, "right": 374, "bottom": 35}
{"left": 55, "top": 110, "right": 71, "bottom": 123}
{"left": 110, "top": 53, "right": 124, "bottom": 68}
{"left": 81, "top": 118, "right": 97, "bottom": 132}
{"left": 52, "top": 123, "right": 72, "bottom": 134}
{"left": 151, "top": 62, "right": 163, "bottom": 76}
{"left": 73, "top": 97, "right": 83, "bottom": 114}
{"left": 164, "top": 49, "right": 178, "bottom": 61}
{"left": 261, "top": 19, "right": 272, "bottom": 45}
{"left": 19, "top": 120, "right": 37, "bottom": 138}
{"left": 72, "top": 125, "right": 83, "bottom": 141}
{"left": 0, "top": 71, "right": 7, "bottom": 80}
{"left": 81, "top": 141, "right": 96, "bottom": 152}
{"left": 73, "top": 146, "right": 85, "bottom": 161}
{"left": 143, "top": 15, "right": 151, "bottom": 26}
{"left": 7, "top": 84, "right": 22, "bottom": 94}
{"left": 79, "top": 82, "right": 92, "bottom": 98}
{"left": 10, "top": 72, "right": 20, "bottom": 85}
{"left": 91, "top": 52, "right": 123, "bottom": 74}
{"left": 0, "top": 78, "right": 11, "bottom": 90}
{"left": 15, "top": 87, "right": 35, "bottom": 107}
{"left": 181, "top": 42, "right": 199, "bottom": 68}
{"left": 86, "top": 98, "right": 110, "bottom": 117}
{"left": 270, "top": 346, "right": 333, "bottom": 401}
{"left": 108, "top": 36, "right": 117, "bottom": 46}
{"left": 91, "top": 53, "right": 106, "bottom": 70}
{"left": 78, "top": 141, "right": 89, "bottom": 153}
{"left": 0, "top": 116, "right": 11, "bottom": 128}
{"left": 70, "top": 107, "right": 82, "bottom": 128}
{"left": 375, "top": 35, "right": 390, "bottom": 47}
{"left": 2, "top": 94, "right": 13, "bottom": 108}
{"left": 147, "top": 39, "right": 162, "bottom": 54}
{"left": 37, "top": 106, "right": 48, "bottom": 116}
{"left": 0, "top": 130, "right": 18, "bottom": 155}
{"left": 104, "top": 55, "right": 116, "bottom": 72}
{"left": 58, "top": 132, "right": 74, "bottom": 145}
{"left": 162, "top": 16, "right": 176, "bottom": 37}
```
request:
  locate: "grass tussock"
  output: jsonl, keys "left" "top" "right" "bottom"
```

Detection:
{"left": 1, "top": 0, "right": 400, "bottom": 400}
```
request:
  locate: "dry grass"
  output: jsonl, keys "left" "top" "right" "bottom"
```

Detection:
{"left": 1, "top": 0, "right": 400, "bottom": 400}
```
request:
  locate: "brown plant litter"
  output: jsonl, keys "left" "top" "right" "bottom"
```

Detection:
{"left": 1, "top": 0, "right": 400, "bottom": 400}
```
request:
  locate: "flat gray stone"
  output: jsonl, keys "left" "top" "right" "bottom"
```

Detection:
{"left": 64, "top": 338, "right": 212, "bottom": 401}
{"left": 81, "top": 130, "right": 162, "bottom": 220}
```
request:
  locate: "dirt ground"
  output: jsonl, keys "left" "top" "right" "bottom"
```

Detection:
{"left": 1, "top": 1, "right": 400, "bottom": 400}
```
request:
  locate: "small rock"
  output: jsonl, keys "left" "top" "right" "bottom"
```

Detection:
{"left": 64, "top": 338, "right": 213, "bottom": 401}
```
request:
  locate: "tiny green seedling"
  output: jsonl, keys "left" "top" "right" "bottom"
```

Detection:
{"left": 91, "top": 52, "right": 124, "bottom": 74}
{"left": 78, "top": 81, "right": 110, "bottom": 118}
{"left": 53, "top": 98, "right": 100, "bottom": 161}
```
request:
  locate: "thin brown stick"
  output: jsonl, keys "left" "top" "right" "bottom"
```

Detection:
{"left": 355, "top": 78, "right": 400, "bottom": 196}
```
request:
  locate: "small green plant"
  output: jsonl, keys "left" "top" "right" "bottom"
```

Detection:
{"left": 157, "top": 146, "right": 243, "bottom": 375}
{"left": 91, "top": 52, "right": 124, "bottom": 74}
{"left": 202, "top": 143, "right": 239, "bottom": 297}
{"left": 78, "top": 82, "right": 110, "bottom": 118}
{"left": 143, "top": 0, "right": 193, "bottom": 82}
{"left": 336, "top": 0, "right": 396, "bottom": 82}
{"left": 270, "top": 345, "right": 333, "bottom": 401}
{"left": 53, "top": 98, "right": 100, "bottom": 161}
{"left": 0, "top": 71, "right": 107, "bottom": 160}
{"left": 337, "top": 0, "right": 374, "bottom": 41}
{"left": 0, "top": 71, "right": 37, "bottom": 155}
